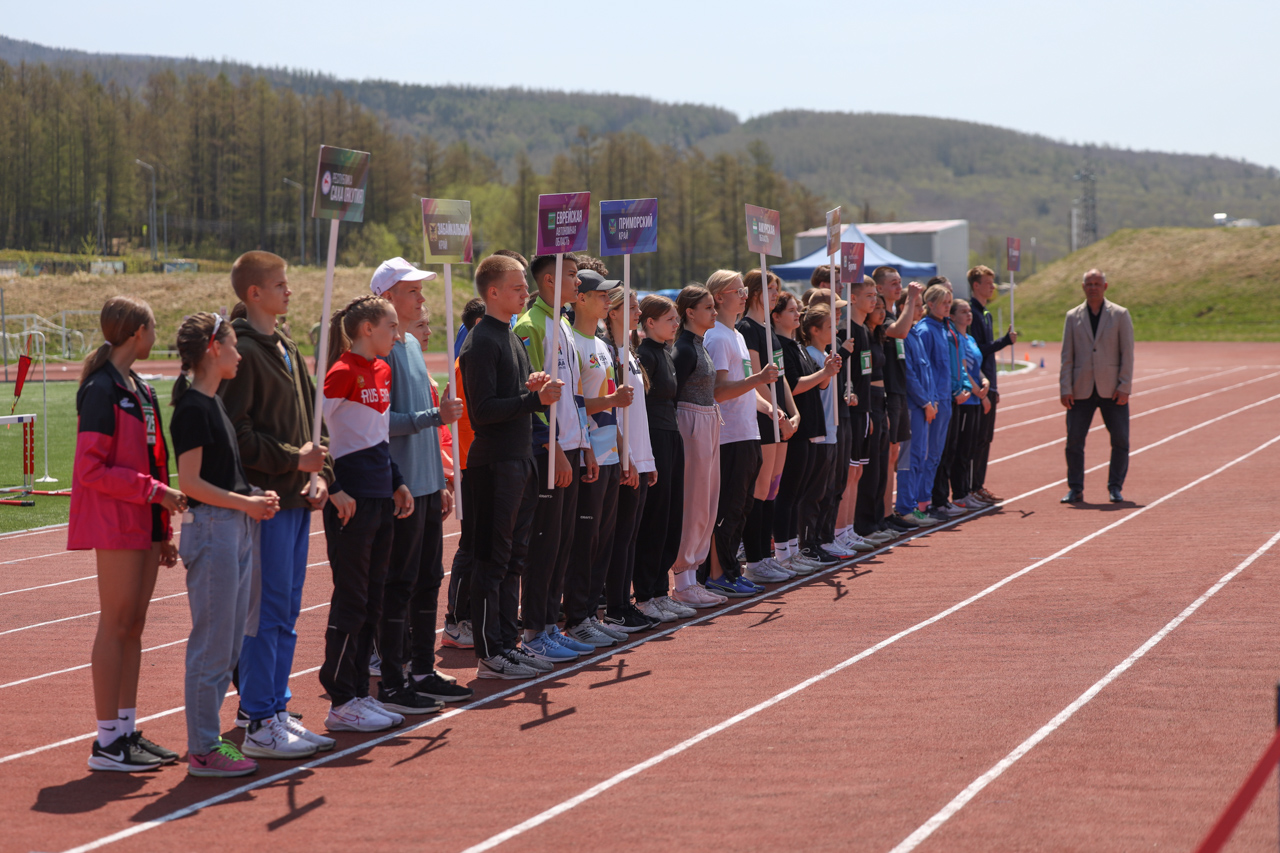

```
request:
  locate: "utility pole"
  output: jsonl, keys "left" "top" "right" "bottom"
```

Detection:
{"left": 283, "top": 177, "right": 306, "bottom": 263}
{"left": 96, "top": 200, "right": 106, "bottom": 256}
{"left": 1073, "top": 170, "right": 1097, "bottom": 247}
{"left": 135, "top": 160, "right": 157, "bottom": 261}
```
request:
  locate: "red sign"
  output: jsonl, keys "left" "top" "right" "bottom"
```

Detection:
{"left": 840, "top": 242, "right": 865, "bottom": 284}
{"left": 1006, "top": 237, "right": 1021, "bottom": 273}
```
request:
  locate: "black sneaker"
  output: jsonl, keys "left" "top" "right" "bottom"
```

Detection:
{"left": 888, "top": 513, "right": 918, "bottom": 531}
{"left": 803, "top": 547, "right": 840, "bottom": 566}
{"left": 377, "top": 681, "right": 443, "bottom": 715}
{"left": 88, "top": 733, "right": 164, "bottom": 772}
{"left": 131, "top": 730, "right": 179, "bottom": 764}
{"left": 237, "top": 705, "right": 303, "bottom": 728}
{"left": 412, "top": 671, "right": 475, "bottom": 703}
{"left": 603, "top": 606, "right": 657, "bottom": 633}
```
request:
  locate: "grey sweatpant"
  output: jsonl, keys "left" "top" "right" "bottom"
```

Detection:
{"left": 674, "top": 402, "right": 721, "bottom": 572}
{"left": 179, "top": 504, "right": 257, "bottom": 755}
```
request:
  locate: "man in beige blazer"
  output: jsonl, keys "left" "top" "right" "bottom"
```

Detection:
{"left": 1059, "top": 269, "right": 1134, "bottom": 504}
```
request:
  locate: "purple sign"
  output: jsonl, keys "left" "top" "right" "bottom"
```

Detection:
{"left": 840, "top": 242, "right": 865, "bottom": 284}
{"left": 600, "top": 198, "right": 658, "bottom": 256}
{"left": 1006, "top": 237, "right": 1022, "bottom": 273}
{"left": 536, "top": 192, "right": 591, "bottom": 255}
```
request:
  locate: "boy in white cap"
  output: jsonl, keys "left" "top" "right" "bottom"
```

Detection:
{"left": 368, "top": 258, "right": 473, "bottom": 710}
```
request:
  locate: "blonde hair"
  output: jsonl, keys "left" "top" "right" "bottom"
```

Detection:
{"left": 704, "top": 269, "right": 742, "bottom": 300}
{"left": 79, "top": 296, "right": 154, "bottom": 385}
{"left": 923, "top": 284, "right": 952, "bottom": 307}
{"left": 327, "top": 295, "right": 393, "bottom": 366}
{"left": 602, "top": 287, "right": 649, "bottom": 392}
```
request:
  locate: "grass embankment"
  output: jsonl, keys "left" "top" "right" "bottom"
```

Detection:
{"left": 0, "top": 265, "right": 476, "bottom": 356}
{"left": 985, "top": 226, "right": 1280, "bottom": 343}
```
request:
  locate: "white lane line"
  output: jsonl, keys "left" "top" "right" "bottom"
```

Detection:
{"left": 452, "top": 433, "right": 1280, "bottom": 853}
{"left": 996, "top": 367, "right": 1188, "bottom": 414}
{"left": 0, "top": 523, "right": 69, "bottom": 540}
{"left": 889, "top": 527, "right": 1280, "bottom": 853}
{"left": 52, "top": 417, "right": 1280, "bottom": 853}
{"left": 0, "top": 572, "right": 95, "bottom": 598}
{"left": 993, "top": 366, "right": 1254, "bottom": 432}
{"left": 989, "top": 381, "right": 1280, "bottom": 468}
{"left": 0, "top": 592, "right": 189, "bottom": 637}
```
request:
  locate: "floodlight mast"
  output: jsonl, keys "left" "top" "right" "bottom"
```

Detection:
{"left": 135, "top": 160, "right": 157, "bottom": 261}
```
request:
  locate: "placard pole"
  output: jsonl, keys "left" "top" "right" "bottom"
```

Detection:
{"left": 308, "top": 217, "right": 340, "bottom": 498}
{"left": 761, "top": 251, "right": 780, "bottom": 442}
{"left": 830, "top": 251, "right": 841, "bottom": 423}
{"left": 36, "top": 333, "right": 54, "bottom": 482}
{"left": 620, "top": 253, "right": 631, "bottom": 474}
{"left": 545, "top": 253, "right": 564, "bottom": 490}
{"left": 1009, "top": 270, "right": 1016, "bottom": 369}
{"left": 443, "top": 262, "right": 461, "bottom": 520}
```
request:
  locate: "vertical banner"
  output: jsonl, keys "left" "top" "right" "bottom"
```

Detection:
{"left": 745, "top": 204, "right": 782, "bottom": 441}
{"left": 1007, "top": 237, "right": 1020, "bottom": 367}
{"left": 422, "top": 198, "right": 473, "bottom": 518}
{"left": 825, "top": 207, "right": 842, "bottom": 422}
{"left": 308, "top": 145, "right": 370, "bottom": 497}
{"left": 536, "top": 192, "right": 591, "bottom": 489}
{"left": 840, "top": 241, "right": 866, "bottom": 283}
{"left": 600, "top": 198, "right": 658, "bottom": 473}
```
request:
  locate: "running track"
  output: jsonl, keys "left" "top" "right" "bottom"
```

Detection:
{"left": 2, "top": 341, "right": 1278, "bottom": 852}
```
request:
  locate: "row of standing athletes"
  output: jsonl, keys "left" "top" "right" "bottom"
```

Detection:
{"left": 66, "top": 248, "right": 1014, "bottom": 778}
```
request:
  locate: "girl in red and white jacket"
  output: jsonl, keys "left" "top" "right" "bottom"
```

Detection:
{"left": 318, "top": 295, "right": 418, "bottom": 734}
{"left": 70, "top": 296, "right": 187, "bottom": 772}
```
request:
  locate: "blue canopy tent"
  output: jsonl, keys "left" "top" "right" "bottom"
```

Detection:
{"left": 771, "top": 223, "right": 936, "bottom": 281}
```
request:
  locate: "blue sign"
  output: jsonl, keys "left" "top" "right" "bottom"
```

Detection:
{"left": 600, "top": 198, "right": 658, "bottom": 256}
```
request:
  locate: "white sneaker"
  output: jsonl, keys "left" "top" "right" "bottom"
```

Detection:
{"left": 638, "top": 598, "right": 676, "bottom": 623}
{"left": 655, "top": 595, "right": 697, "bottom": 619}
{"left": 671, "top": 585, "right": 726, "bottom": 608}
{"left": 441, "top": 619, "right": 474, "bottom": 649}
{"left": 325, "top": 698, "right": 395, "bottom": 733}
{"left": 963, "top": 494, "right": 991, "bottom": 508}
{"left": 943, "top": 502, "right": 967, "bottom": 517}
{"left": 277, "top": 711, "right": 335, "bottom": 752}
{"left": 761, "top": 557, "right": 797, "bottom": 578}
{"left": 744, "top": 561, "right": 789, "bottom": 583}
{"left": 840, "top": 533, "right": 876, "bottom": 552}
{"left": 788, "top": 553, "right": 821, "bottom": 575}
{"left": 243, "top": 717, "right": 319, "bottom": 758}
{"left": 358, "top": 695, "right": 404, "bottom": 726}
{"left": 477, "top": 652, "right": 538, "bottom": 680}
{"left": 589, "top": 615, "right": 629, "bottom": 642}
{"left": 565, "top": 620, "right": 617, "bottom": 648}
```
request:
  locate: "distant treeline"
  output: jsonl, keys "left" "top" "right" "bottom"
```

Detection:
{"left": 0, "top": 60, "right": 825, "bottom": 289}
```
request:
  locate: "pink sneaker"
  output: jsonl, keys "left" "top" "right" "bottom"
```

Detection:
{"left": 188, "top": 738, "right": 258, "bottom": 777}
{"left": 671, "top": 585, "right": 727, "bottom": 608}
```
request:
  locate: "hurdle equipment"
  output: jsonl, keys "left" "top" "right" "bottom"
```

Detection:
{"left": 0, "top": 413, "right": 37, "bottom": 500}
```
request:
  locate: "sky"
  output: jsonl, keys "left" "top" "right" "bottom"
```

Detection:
{"left": 7, "top": 0, "right": 1279, "bottom": 168}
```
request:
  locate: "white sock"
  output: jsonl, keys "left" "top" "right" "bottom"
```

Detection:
{"left": 523, "top": 628, "right": 539, "bottom": 642}
{"left": 117, "top": 708, "right": 136, "bottom": 735}
{"left": 744, "top": 561, "right": 760, "bottom": 572}
{"left": 674, "top": 569, "right": 696, "bottom": 592}
{"left": 838, "top": 525, "right": 852, "bottom": 539}
{"left": 97, "top": 719, "right": 120, "bottom": 746}
{"left": 787, "top": 538, "right": 799, "bottom": 552}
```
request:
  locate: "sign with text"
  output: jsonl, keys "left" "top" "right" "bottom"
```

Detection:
{"left": 825, "top": 207, "right": 841, "bottom": 257}
{"left": 536, "top": 192, "right": 591, "bottom": 255}
{"left": 1006, "top": 237, "right": 1022, "bottom": 273}
{"left": 312, "top": 145, "right": 370, "bottom": 222}
{"left": 744, "top": 204, "right": 782, "bottom": 257}
{"left": 421, "top": 198, "right": 473, "bottom": 264}
{"left": 840, "top": 241, "right": 866, "bottom": 284}
{"left": 600, "top": 198, "right": 658, "bottom": 256}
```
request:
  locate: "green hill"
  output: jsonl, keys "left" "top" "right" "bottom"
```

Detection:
{"left": 987, "top": 226, "right": 1280, "bottom": 342}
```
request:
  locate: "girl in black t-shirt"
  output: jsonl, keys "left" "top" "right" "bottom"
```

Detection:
{"left": 170, "top": 313, "right": 281, "bottom": 778}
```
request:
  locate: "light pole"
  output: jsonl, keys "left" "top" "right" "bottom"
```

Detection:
{"left": 283, "top": 177, "right": 306, "bottom": 263}
{"left": 135, "top": 159, "right": 157, "bottom": 261}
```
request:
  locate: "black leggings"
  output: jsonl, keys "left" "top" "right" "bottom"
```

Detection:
{"left": 633, "top": 428, "right": 684, "bottom": 601}
{"left": 607, "top": 475, "right": 649, "bottom": 613}
{"left": 446, "top": 470, "right": 472, "bottom": 624}
{"left": 855, "top": 387, "right": 890, "bottom": 535}
{"left": 699, "top": 439, "right": 761, "bottom": 582}
{"left": 948, "top": 404, "right": 984, "bottom": 499}
{"left": 774, "top": 438, "right": 813, "bottom": 546}
{"left": 817, "top": 419, "right": 853, "bottom": 545}
{"left": 798, "top": 442, "right": 837, "bottom": 552}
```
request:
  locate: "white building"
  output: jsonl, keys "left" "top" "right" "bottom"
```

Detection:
{"left": 794, "top": 219, "right": 971, "bottom": 298}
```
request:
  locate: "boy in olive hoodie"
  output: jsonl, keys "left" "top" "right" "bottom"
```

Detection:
{"left": 221, "top": 251, "right": 337, "bottom": 759}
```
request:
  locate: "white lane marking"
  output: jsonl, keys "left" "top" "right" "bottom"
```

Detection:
{"left": 990, "top": 381, "right": 1280, "bottom": 467}
{"left": 0, "top": 523, "right": 69, "bottom": 540}
{"left": 890, "top": 528, "right": 1280, "bottom": 853}
{"left": 0, "top": 592, "right": 189, "bottom": 637}
{"left": 995, "top": 367, "right": 1188, "bottom": 413}
{"left": 993, "top": 366, "right": 1254, "bottom": 432}
{"left": 453, "top": 434, "right": 1280, "bottom": 853}
{"left": 52, "top": 422, "right": 1280, "bottom": 853}
{"left": 0, "top": 572, "right": 95, "bottom": 598}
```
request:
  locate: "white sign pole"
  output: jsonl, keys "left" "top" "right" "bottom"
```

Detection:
{"left": 620, "top": 253, "right": 631, "bottom": 474}
{"left": 308, "top": 217, "right": 340, "bottom": 498}
{"left": 545, "top": 252, "right": 564, "bottom": 490}
{"left": 830, "top": 252, "right": 840, "bottom": 423}
{"left": 761, "top": 251, "right": 780, "bottom": 442}
{"left": 1009, "top": 270, "right": 1016, "bottom": 369}
{"left": 443, "top": 262, "right": 461, "bottom": 520}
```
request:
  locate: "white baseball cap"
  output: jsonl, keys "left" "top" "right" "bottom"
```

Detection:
{"left": 370, "top": 257, "right": 437, "bottom": 296}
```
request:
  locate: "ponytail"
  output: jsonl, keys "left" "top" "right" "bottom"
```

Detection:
{"left": 328, "top": 295, "right": 393, "bottom": 368}
{"left": 79, "top": 295, "right": 154, "bottom": 386}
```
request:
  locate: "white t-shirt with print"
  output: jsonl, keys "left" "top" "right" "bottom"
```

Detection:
{"left": 571, "top": 327, "right": 621, "bottom": 466}
{"left": 619, "top": 347, "right": 656, "bottom": 474}
{"left": 703, "top": 320, "right": 760, "bottom": 445}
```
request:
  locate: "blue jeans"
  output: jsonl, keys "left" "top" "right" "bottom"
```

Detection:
{"left": 180, "top": 505, "right": 256, "bottom": 754}
{"left": 238, "top": 507, "right": 310, "bottom": 721}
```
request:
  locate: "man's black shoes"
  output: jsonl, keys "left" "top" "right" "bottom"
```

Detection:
{"left": 1109, "top": 486, "right": 1124, "bottom": 503}
{"left": 1060, "top": 490, "right": 1084, "bottom": 504}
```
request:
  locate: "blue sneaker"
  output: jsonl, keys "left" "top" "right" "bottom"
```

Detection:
{"left": 706, "top": 576, "right": 754, "bottom": 598}
{"left": 521, "top": 631, "right": 579, "bottom": 663}
{"left": 732, "top": 575, "right": 764, "bottom": 594}
{"left": 546, "top": 625, "right": 593, "bottom": 654}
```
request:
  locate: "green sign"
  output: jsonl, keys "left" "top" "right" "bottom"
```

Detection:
{"left": 312, "top": 145, "right": 370, "bottom": 222}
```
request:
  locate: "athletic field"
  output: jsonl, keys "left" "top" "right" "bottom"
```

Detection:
{"left": 2, "top": 341, "right": 1278, "bottom": 852}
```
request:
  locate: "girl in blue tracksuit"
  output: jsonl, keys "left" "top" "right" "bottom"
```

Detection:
{"left": 894, "top": 295, "right": 932, "bottom": 523}
{"left": 913, "top": 285, "right": 956, "bottom": 521}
